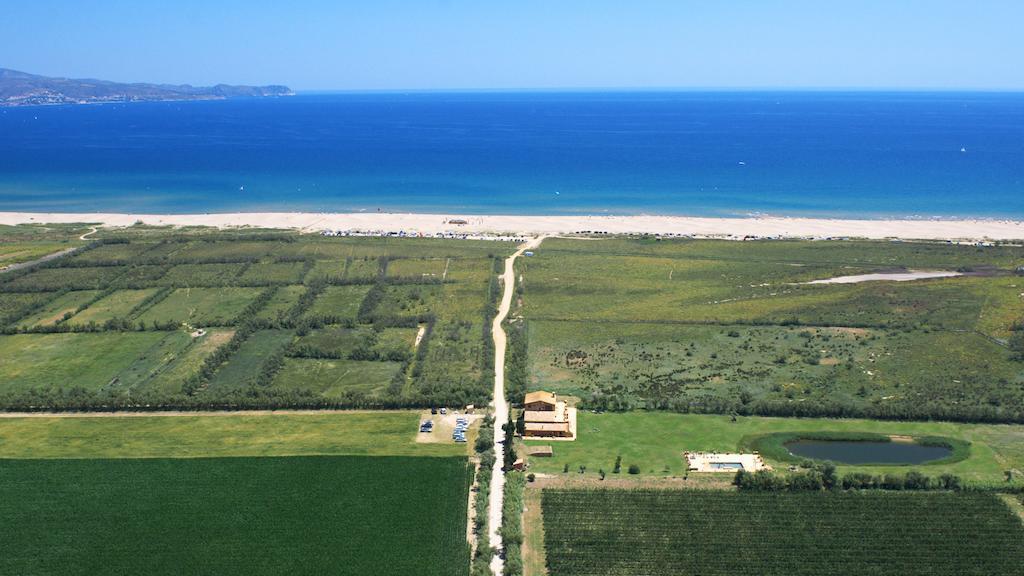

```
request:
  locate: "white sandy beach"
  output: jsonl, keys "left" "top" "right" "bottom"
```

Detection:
{"left": 2, "top": 211, "right": 1024, "bottom": 241}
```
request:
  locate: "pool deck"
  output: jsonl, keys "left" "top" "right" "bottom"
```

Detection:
{"left": 685, "top": 451, "right": 769, "bottom": 473}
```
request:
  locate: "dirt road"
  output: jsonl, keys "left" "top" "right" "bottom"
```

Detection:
{"left": 489, "top": 236, "right": 544, "bottom": 576}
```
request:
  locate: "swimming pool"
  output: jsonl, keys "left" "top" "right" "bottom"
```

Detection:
{"left": 709, "top": 462, "right": 744, "bottom": 470}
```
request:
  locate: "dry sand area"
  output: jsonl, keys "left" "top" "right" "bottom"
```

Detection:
{"left": 3, "top": 211, "right": 1024, "bottom": 241}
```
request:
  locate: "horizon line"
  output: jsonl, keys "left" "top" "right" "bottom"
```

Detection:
{"left": 295, "top": 86, "right": 1024, "bottom": 95}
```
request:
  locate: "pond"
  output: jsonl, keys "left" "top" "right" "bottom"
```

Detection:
{"left": 784, "top": 439, "right": 952, "bottom": 465}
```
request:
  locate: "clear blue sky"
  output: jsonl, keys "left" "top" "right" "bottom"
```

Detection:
{"left": 2, "top": 0, "right": 1021, "bottom": 91}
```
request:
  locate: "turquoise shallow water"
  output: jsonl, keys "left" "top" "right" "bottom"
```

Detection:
{"left": 0, "top": 91, "right": 1022, "bottom": 217}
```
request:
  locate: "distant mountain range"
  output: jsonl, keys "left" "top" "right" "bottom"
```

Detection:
{"left": 0, "top": 68, "right": 293, "bottom": 106}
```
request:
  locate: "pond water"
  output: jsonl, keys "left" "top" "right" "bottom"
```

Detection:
{"left": 785, "top": 440, "right": 952, "bottom": 465}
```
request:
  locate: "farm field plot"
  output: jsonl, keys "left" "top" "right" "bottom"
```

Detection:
{"left": 0, "top": 292, "right": 51, "bottom": 325}
{"left": 0, "top": 332, "right": 185, "bottom": 393}
{"left": 304, "top": 284, "right": 372, "bottom": 320}
{"left": 293, "top": 326, "right": 416, "bottom": 360}
{"left": 207, "top": 329, "right": 294, "bottom": 390}
{"left": 0, "top": 456, "right": 471, "bottom": 576}
{"left": 522, "top": 411, "right": 1024, "bottom": 486}
{"left": 273, "top": 357, "right": 405, "bottom": 397}
{"left": 306, "top": 258, "right": 348, "bottom": 281}
{"left": 1, "top": 265, "right": 124, "bottom": 291}
{"left": 136, "top": 287, "right": 261, "bottom": 326}
{"left": 344, "top": 257, "right": 384, "bottom": 280}
{"left": 167, "top": 240, "right": 277, "bottom": 262}
{"left": 373, "top": 284, "right": 443, "bottom": 318}
{"left": 0, "top": 241, "right": 75, "bottom": 266}
{"left": 387, "top": 257, "right": 449, "bottom": 279}
{"left": 156, "top": 262, "right": 248, "bottom": 286}
{"left": 66, "top": 242, "right": 155, "bottom": 264}
{"left": 141, "top": 329, "right": 234, "bottom": 394}
{"left": 0, "top": 412, "right": 467, "bottom": 458}
{"left": 252, "top": 285, "right": 306, "bottom": 321}
{"left": 528, "top": 320, "right": 1024, "bottom": 418}
{"left": 541, "top": 489, "right": 1024, "bottom": 576}
{"left": 237, "top": 261, "right": 308, "bottom": 285}
{"left": 15, "top": 290, "right": 100, "bottom": 328}
{"left": 108, "top": 264, "right": 170, "bottom": 287}
{"left": 67, "top": 288, "right": 160, "bottom": 325}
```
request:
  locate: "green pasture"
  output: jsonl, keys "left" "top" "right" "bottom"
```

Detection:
{"left": 0, "top": 411, "right": 464, "bottom": 458}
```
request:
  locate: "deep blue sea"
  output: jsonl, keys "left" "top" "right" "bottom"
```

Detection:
{"left": 1, "top": 92, "right": 1022, "bottom": 217}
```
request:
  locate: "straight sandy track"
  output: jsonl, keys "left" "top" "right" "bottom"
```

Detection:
{"left": 490, "top": 236, "right": 544, "bottom": 576}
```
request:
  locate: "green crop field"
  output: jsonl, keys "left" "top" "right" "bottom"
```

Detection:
{"left": 541, "top": 489, "right": 1024, "bottom": 576}
{"left": 523, "top": 411, "right": 1024, "bottom": 486}
{"left": 0, "top": 456, "right": 471, "bottom": 576}
{"left": 518, "top": 237, "right": 1024, "bottom": 422}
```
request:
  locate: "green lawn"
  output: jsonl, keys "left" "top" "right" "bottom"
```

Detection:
{"left": 523, "top": 411, "right": 1024, "bottom": 486}
{"left": 542, "top": 489, "right": 1024, "bottom": 576}
{"left": 0, "top": 412, "right": 465, "bottom": 458}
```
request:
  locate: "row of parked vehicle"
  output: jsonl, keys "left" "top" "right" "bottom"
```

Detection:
{"left": 453, "top": 417, "right": 469, "bottom": 443}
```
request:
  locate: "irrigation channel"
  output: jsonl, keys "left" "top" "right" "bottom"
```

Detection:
{"left": 489, "top": 236, "right": 544, "bottom": 576}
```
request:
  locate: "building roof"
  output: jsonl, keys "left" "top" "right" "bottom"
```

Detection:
{"left": 524, "top": 422, "right": 570, "bottom": 432}
{"left": 524, "top": 391, "right": 556, "bottom": 406}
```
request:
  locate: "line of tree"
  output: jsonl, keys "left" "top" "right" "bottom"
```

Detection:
{"left": 470, "top": 418, "right": 496, "bottom": 576}
{"left": 733, "top": 462, "right": 964, "bottom": 492}
{"left": 585, "top": 392, "right": 1024, "bottom": 425}
{"left": 500, "top": 470, "right": 526, "bottom": 576}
